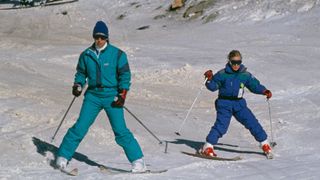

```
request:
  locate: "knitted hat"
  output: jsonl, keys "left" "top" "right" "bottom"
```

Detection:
{"left": 93, "top": 21, "right": 109, "bottom": 38}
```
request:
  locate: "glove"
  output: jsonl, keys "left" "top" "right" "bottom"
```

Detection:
{"left": 204, "top": 70, "right": 213, "bottom": 81}
{"left": 112, "top": 89, "right": 127, "bottom": 107}
{"left": 72, "top": 84, "right": 82, "bottom": 97}
{"left": 263, "top": 90, "right": 272, "bottom": 99}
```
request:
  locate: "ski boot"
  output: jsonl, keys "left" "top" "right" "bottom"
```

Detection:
{"left": 199, "top": 142, "right": 217, "bottom": 157}
{"left": 131, "top": 158, "right": 147, "bottom": 173}
{"left": 261, "top": 140, "right": 273, "bottom": 159}
{"left": 56, "top": 156, "right": 68, "bottom": 169}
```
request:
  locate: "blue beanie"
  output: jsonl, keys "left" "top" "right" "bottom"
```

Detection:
{"left": 93, "top": 21, "right": 109, "bottom": 38}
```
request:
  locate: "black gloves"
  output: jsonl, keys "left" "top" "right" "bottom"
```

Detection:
{"left": 72, "top": 84, "right": 82, "bottom": 97}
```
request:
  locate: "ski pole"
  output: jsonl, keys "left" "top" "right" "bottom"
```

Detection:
{"left": 267, "top": 99, "right": 277, "bottom": 147}
{"left": 124, "top": 106, "right": 163, "bottom": 144}
{"left": 51, "top": 96, "right": 76, "bottom": 143}
{"left": 175, "top": 78, "right": 208, "bottom": 136}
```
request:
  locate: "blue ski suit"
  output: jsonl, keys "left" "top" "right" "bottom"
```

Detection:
{"left": 58, "top": 43, "right": 143, "bottom": 163}
{"left": 205, "top": 63, "right": 268, "bottom": 145}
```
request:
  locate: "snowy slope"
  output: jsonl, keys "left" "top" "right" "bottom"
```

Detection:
{"left": 0, "top": 0, "right": 320, "bottom": 179}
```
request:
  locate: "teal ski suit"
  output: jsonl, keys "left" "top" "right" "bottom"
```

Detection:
{"left": 58, "top": 43, "right": 143, "bottom": 163}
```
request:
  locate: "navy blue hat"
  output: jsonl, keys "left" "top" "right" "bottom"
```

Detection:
{"left": 93, "top": 21, "right": 109, "bottom": 38}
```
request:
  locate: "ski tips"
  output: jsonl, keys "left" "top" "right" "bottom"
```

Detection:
{"left": 175, "top": 132, "right": 181, "bottom": 136}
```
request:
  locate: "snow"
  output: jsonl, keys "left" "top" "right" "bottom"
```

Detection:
{"left": 0, "top": 0, "right": 320, "bottom": 179}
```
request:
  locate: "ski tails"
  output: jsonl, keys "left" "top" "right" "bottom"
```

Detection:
{"left": 182, "top": 151, "right": 242, "bottom": 161}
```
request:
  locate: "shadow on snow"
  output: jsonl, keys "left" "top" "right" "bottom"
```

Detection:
{"left": 32, "top": 137, "right": 132, "bottom": 173}
{"left": 169, "top": 138, "right": 265, "bottom": 156}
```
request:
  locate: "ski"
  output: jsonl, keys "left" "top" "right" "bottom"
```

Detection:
{"left": 182, "top": 151, "right": 242, "bottom": 161}
{"left": 133, "top": 169, "right": 168, "bottom": 174}
{"left": 0, "top": 0, "right": 78, "bottom": 10}
{"left": 60, "top": 168, "right": 78, "bottom": 176}
{"left": 99, "top": 165, "right": 167, "bottom": 174}
{"left": 265, "top": 152, "right": 274, "bottom": 159}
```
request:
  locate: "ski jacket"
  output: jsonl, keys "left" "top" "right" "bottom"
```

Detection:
{"left": 206, "top": 64, "right": 266, "bottom": 99}
{"left": 74, "top": 43, "right": 131, "bottom": 97}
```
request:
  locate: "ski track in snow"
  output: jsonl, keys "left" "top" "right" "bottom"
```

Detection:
{"left": 0, "top": 0, "right": 320, "bottom": 179}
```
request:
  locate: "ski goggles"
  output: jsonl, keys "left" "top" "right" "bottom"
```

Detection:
{"left": 229, "top": 60, "right": 242, "bottom": 66}
{"left": 93, "top": 35, "right": 108, "bottom": 40}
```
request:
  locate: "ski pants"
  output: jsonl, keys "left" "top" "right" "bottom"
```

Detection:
{"left": 58, "top": 92, "right": 143, "bottom": 162}
{"left": 206, "top": 98, "right": 267, "bottom": 145}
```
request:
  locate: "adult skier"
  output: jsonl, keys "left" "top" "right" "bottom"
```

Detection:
{"left": 55, "top": 21, "right": 147, "bottom": 172}
{"left": 201, "top": 50, "right": 273, "bottom": 158}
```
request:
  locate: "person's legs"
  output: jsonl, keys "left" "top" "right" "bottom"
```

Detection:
{"left": 58, "top": 93, "right": 102, "bottom": 160}
{"left": 233, "top": 101, "right": 268, "bottom": 143}
{"left": 103, "top": 98, "right": 143, "bottom": 163}
{"left": 206, "top": 100, "right": 233, "bottom": 145}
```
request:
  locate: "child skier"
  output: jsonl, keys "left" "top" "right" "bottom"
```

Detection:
{"left": 201, "top": 50, "right": 273, "bottom": 158}
{"left": 55, "top": 21, "right": 147, "bottom": 172}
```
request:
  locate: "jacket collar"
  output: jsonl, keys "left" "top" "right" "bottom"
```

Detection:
{"left": 95, "top": 42, "right": 108, "bottom": 52}
{"left": 87, "top": 42, "right": 110, "bottom": 59}
{"left": 89, "top": 43, "right": 108, "bottom": 52}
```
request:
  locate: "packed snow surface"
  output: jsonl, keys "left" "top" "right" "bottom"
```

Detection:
{"left": 0, "top": 0, "right": 320, "bottom": 179}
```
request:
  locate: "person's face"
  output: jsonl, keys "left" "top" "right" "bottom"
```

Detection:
{"left": 94, "top": 35, "right": 107, "bottom": 48}
{"left": 229, "top": 55, "right": 242, "bottom": 71}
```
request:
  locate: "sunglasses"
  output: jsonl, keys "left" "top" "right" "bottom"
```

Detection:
{"left": 93, "top": 35, "right": 107, "bottom": 40}
{"left": 229, "top": 60, "right": 242, "bottom": 66}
